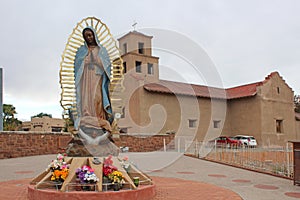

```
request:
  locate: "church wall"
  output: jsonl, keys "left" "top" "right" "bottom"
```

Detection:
{"left": 258, "top": 73, "right": 296, "bottom": 146}
{"left": 227, "top": 96, "right": 262, "bottom": 145}
{"left": 137, "top": 88, "right": 205, "bottom": 140}
{"left": 138, "top": 90, "right": 181, "bottom": 135}
{"left": 118, "top": 74, "right": 147, "bottom": 133}
{"left": 125, "top": 86, "right": 230, "bottom": 145}
{"left": 199, "top": 98, "right": 228, "bottom": 142}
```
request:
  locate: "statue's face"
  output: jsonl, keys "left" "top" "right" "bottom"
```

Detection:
{"left": 83, "top": 29, "right": 96, "bottom": 46}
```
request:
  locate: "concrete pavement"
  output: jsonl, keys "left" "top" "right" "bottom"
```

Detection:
{"left": 0, "top": 152, "right": 299, "bottom": 199}
{"left": 119, "top": 152, "right": 300, "bottom": 200}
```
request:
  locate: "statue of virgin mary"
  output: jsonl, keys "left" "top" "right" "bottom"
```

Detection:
{"left": 74, "top": 27, "right": 113, "bottom": 136}
{"left": 75, "top": 27, "right": 118, "bottom": 155}
{"left": 60, "top": 17, "right": 124, "bottom": 156}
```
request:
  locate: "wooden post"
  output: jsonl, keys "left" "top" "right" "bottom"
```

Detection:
{"left": 112, "top": 157, "right": 136, "bottom": 189}
{"left": 88, "top": 157, "right": 103, "bottom": 191}
{"left": 286, "top": 143, "right": 290, "bottom": 177}
{"left": 60, "top": 157, "right": 88, "bottom": 192}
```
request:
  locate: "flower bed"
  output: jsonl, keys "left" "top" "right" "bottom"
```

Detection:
{"left": 31, "top": 154, "right": 152, "bottom": 192}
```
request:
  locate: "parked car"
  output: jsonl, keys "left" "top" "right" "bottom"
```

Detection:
{"left": 233, "top": 135, "right": 257, "bottom": 147}
{"left": 209, "top": 136, "right": 242, "bottom": 148}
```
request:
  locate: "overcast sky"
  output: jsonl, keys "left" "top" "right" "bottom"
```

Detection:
{"left": 0, "top": 0, "right": 299, "bottom": 121}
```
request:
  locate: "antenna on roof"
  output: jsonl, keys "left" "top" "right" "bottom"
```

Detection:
{"left": 132, "top": 20, "right": 137, "bottom": 31}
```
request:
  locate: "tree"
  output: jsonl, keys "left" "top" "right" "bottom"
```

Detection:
{"left": 295, "top": 95, "right": 300, "bottom": 113}
{"left": 3, "top": 104, "right": 16, "bottom": 121}
{"left": 3, "top": 104, "right": 22, "bottom": 131}
{"left": 31, "top": 112, "right": 52, "bottom": 119}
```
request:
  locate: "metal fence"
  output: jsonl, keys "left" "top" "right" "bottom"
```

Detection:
{"left": 184, "top": 140, "right": 294, "bottom": 179}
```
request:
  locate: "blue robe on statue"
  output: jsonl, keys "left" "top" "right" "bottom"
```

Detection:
{"left": 73, "top": 26, "right": 113, "bottom": 132}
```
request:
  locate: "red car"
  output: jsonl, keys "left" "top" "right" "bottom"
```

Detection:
{"left": 210, "top": 136, "right": 242, "bottom": 148}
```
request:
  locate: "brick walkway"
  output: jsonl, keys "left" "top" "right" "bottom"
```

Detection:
{"left": 0, "top": 177, "right": 241, "bottom": 200}
{"left": 0, "top": 179, "right": 29, "bottom": 200}
{"left": 152, "top": 177, "right": 241, "bottom": 200}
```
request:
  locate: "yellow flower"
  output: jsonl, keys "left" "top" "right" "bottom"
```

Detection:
{"left": 108, "top": 170, "right": 124, "bottom": 183}
{"left": 61, "top": 169, "right": 69, "bottom": 180}
{"left": 51, "top": 169, "right": 69, "bottom": 181}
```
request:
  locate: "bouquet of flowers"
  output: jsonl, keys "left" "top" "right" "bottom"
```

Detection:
{"left": 102, "top": 155, "right": 125, "bottom": 191}
{"left": 48, "top": 153, "right": 70, "bottom": 183}
{"left": 103, "top": 155, "right": 117, "bottom": 177}
{"left": 108, "top": 170, "right": 125, "bottom": 184}
{"left": 76, "top": 165, "right": 99, "bottom": 184}
{"left": 120, "top": 156, "right": 130, "bottom": 172}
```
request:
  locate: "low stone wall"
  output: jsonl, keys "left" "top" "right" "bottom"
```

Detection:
{"left": 116, "top": 134, "right": 175, "bottom": 152}
{"left": 0, "top": 132, "right": 175, "bottom": 159}
{"left": 0, "top": 131, "right": 72, "bottom": 159}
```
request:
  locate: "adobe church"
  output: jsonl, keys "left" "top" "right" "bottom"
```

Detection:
{"left": 117, "top": 30, "right": 300, "bottom": 147}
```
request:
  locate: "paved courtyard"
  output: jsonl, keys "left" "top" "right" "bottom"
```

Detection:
{"left": 0, "top": 152, "right": 299, "bottom": 199}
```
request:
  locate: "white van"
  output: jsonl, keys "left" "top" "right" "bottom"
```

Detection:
{"left": 234, "top": 135, "right": 257, "bottom": 147}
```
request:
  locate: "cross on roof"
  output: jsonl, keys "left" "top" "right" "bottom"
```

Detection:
{"left": 132, "top": 21, "right": 137, "bottom": 31}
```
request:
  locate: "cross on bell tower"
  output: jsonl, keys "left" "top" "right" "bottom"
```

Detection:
{"left": 132, "top": 21, "right": 137, "bottom": 31}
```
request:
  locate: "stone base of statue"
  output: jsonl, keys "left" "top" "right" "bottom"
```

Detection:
{"left": 66, "top": 135, "right": 119, "bottom": 157}
{"left": 66, "top": 128, "right": 119, "bottom": 157}
{"left": 28, "top": 156, "right": 155, "bottom": 200}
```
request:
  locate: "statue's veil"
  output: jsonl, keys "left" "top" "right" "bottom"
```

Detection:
{"left": 59, "top": 17, "right": 124, "bottom": 121}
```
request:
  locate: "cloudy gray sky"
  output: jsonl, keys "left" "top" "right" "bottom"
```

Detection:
{"left": 0, "top": 0, "right": 299, "bottom": 121}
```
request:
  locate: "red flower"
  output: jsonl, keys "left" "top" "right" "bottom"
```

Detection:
{"left": 103, "top": 155, "right": 118, "bottom": 177}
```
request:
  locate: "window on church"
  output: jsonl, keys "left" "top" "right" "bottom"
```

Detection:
{"left": 213, "top": 120, "right": 221, "bottom": 128}
{"left": 123, "top": 62, "right": 127, "bottom": 73}
{"left": 276, "top": 120, "right": 283, "bottom": 133}
{"left": 135, "top": 61, "right": 142, "bottom": 73}
{"left": 138, "top": 42, "right": 144, "bottom": 54}
{"left": 147, "top": 63, "right": 153, "bottom": 75}
{"left": 189, "top": 119, "right": 197, "bottom": 128}
{"left": 123, "top": 43, "right": 127, "bottom": 54}
{"left": 277, "top": 87, "right": 280, "bottom": 94}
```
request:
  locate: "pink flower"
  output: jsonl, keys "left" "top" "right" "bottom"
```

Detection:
{"left": 82, "top": 165, "right": 90, "bottom": 171}
{"left": 123, "top": 156, "right": 129, "bottom": 161}
{"left": 104, "top": 155, "right": 113, "bottom": 166}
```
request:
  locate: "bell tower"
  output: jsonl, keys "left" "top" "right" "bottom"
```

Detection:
{"left": 118, "top": 31, "right": 159, "bottom": 83}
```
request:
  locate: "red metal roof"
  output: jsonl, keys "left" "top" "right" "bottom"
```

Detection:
{"left": 143, "top": 71, "right": 286, "bottom": 100}
{"left": 144, "top": 79, "right": 263, "bottom": 100}
{"left": 226, "top": 82, "right": 261, "bottom": 99}
{"left": 144, "top": 80, "right": 228, "bottom": 99}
